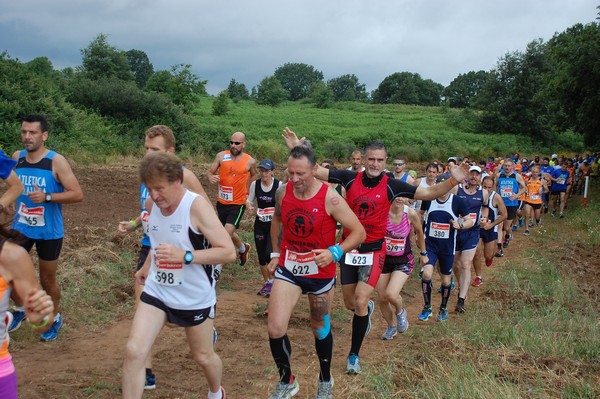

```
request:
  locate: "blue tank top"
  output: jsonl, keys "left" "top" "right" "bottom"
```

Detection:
{"left": 423, "top": 194, "right": 465, "bottom": 255}
{"left": 456, "top": 185, "right": 484, "bottom": 232}
{"left": 13, "top": 150, "right": 65, "bottom": 239}
{"left": 498, "top": 172, "right": 519, "bottom": 207}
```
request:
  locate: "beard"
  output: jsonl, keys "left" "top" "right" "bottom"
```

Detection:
{"left": 230, "top": 147, "right": 241, "bottom": 156}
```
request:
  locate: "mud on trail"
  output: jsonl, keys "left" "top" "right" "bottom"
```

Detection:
{"left": 8, "top": 163, "right": 600, "bottom": 398}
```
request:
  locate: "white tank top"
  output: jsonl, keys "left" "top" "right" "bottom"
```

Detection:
{"left": 413, "top": 178, "right": 434, "bottom": 211}
{"left": 144, "top": 190, "right": 216, "bottom": 310}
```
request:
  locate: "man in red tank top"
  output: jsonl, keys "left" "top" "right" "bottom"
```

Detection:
{"left": 208, "top": 132, "right": 257, "bottom": 267}
{"left": 266, "top": 145, "right": 365, "bottom": 399}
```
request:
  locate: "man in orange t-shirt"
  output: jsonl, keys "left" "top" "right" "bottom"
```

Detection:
{"left": 208, "top": 132, "right": 257, "bottom": 266}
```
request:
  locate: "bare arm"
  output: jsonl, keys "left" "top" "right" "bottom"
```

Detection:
{"left": 281, "top": 127, "right": 330, "bottom": 181}
{"left": 325, "top": 187, "right": 365, "bottom": 253}
{"left": 266, "top": 184, "right": 286, "bottom": 273}
{"left": 51, "top": 154, "right": 84, "bottom": 204}
{"left": 0, "top": 171, "right": 23, "bottom": 209}
{"left": 246, "top": 157, "right": 257, "bottom": 194}
{"left": 207, "top": 152, "right": 222, "bottom": 184}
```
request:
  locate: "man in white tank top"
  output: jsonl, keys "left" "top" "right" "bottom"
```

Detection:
{"left": 122, "top": 152, "right": 236, "bottom": 399}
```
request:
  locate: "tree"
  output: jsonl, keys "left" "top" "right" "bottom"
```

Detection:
{"left": 307, "top": 81, "right": 334, "bottom": 109}
{"left": 545, "top": 22, "right": 600, "bottom": 147}
{"left": 372, "top": 72, "right": 442, "bottom": 106}
{"left": 212, "top": 91, "right": 230, "bottom": 116}
{"left": 255, "top": 76, "right": 287, "bottom": 106}
{"left": 145, "top": 64, "right": 206, "bottom": 110}
{"left": 327, "top": 74, "right": 368, "bottom": 102}
{"left": 443, "top": 71, "right": 490, "bottom": 108}
{"left": 125, "top": 49, "right": 154, "bottom": 88}
{"left": 274, "top": 63, "right": 324, "bottom": 101}
{"left": 226, "top": 79, "right": 249, "bottom": 102}
{"left": 79, "top": 34, "right": 133, "bottom": 81}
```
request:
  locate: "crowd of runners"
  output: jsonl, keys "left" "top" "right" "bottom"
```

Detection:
{"left": 0, "top": 116, "right": 599, "bottom": 399}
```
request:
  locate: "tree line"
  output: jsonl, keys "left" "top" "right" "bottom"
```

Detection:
{"left": 1, "top": 18, "right": 598, "bottom": 153}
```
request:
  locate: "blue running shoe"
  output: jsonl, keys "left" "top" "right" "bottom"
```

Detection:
{"left": 40, "top": 314, "right": 63, "bottom": 342}
{"left": 346, "top": 354, "right": 362, "bottom": 375}
{"left": 8, "top": 309, "right": 26, "bottom": 333}
{"left": 436, "top": 308, "right": 448, "bottom": 322}
{"left": 364, "top": 299, "right": 374, "bottom": 337}
{"left": 418, "top": 306, "right": 433, "bottom": 321}
{"left": 144, "top": 372, "right": 156, "bottom": 390}
{"left": 519, "top": 216, "right": 525, "bottom": 227}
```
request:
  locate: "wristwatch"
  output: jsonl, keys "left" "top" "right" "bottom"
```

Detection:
{"left": 420, "top": 251, "right": 428, "bottom": 256}
{"left": 45, "top": 193, "right": 52, "bottom": 203}
{"left": 184, "top": 250, "right": 194, "bottom": 265}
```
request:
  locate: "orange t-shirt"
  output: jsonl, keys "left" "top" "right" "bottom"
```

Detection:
{"left": 525, "top": 179, "right": 543, "bottom": 205}
{"left": 218, "top": 151, "right": 251, "bottom": 205}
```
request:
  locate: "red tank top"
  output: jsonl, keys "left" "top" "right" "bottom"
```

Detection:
{"left": 344, "top": 172, "right": 391, "bottom": 243}
{"left": 278, "top": 182, "right": 337, "bottom": 279}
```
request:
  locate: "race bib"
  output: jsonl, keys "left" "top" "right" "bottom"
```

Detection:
{"left": 556, "top": 178, "right": 566, "bottom": 185}
{"left": 501, "top": 188, "right": 513, "bottom": 198}
{"left": 284, "top": 250, "right": 318, "bottom": 276}
{"left": 154, "top": 262, "right": 184, "bottom": 286}
{"left": 429, "top": 222, "right": 450, "bottom": 239}
{"left": 385, "top": 236, "right": 406, "bottom": 254}
{"left": 344, "top": 250, "right": 374, "bottom": 266}
{"left": 218, "top": 185, "right": 234, "bottom": 202}
{"left": 17, "top": 203, "right": 46, "bottom": 227}
{"left": 257, "top": 207, "right": 275, "bottom": 222}
{"left": 529, "top": 194, "right": 540, "bottom": 201}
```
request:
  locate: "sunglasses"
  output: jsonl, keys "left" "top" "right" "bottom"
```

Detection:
{"left": 230, "top": 141, "right": 242, "bottom": 145}
{"left": 393, "top": 162, "right": 405, "bottom": 166}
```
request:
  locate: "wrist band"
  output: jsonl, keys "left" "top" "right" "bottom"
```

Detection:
{"left": 449, "top": 177, "right": 458, "bottom": 187}
{"left": 328, "top": 244, "right": 343, "bottom": 263}
{"left": 129, "top": 220, "right": 139, "bottom": 229}
{"left": 270, "top": 252, "right": 280, "bottom": 259}
{"left": 28, "top": 315, "right": 50, "bottom": 329}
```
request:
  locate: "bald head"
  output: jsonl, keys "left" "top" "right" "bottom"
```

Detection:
{"left": 230, "top": 131, "right": 247, "bottom": 156}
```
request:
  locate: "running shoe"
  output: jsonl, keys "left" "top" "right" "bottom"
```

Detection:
{"left": 40, "top": 314, "right": 63, "bottom": 342}
{"left": 523, "top": 229, "right": 530, "bottom": 236}
{"left": 365, "top": 299, "right": 374, "bottom": 337}
{"left": 495, "top": 249, "right": 504, "bottom": 257}
{"left": 346, "top": 354, "right": 362, "bottom": 375}
{"left": 417, "top": 306, "right": 433, "bottom": 321}
{"left": 397, "top": 308, "right": 409, "bottom": 333}
{"left": 8, "top": 309, "right": 25, "bottom": 333}
{"left": 239, "top": 243, "right": 251, "bottom": 266}
{"left": 258, "top": 281, "right": 269, "bottom": 296}
{"left": 511, "top": 224, "right": 518, "bottom": 232}
{"left": 269, "top": 375, "right": 299, "bottom": 399}
{"left": 455, "top": 299, "right": 465, "bottom": 313}
{"left": 436, "top": 308, "right": 448, "bottom": 321}
{"left": 551, "top": 209, "right": 556, "bottom": 217}
{"left": 537, "top": 217, "right": 542, "bottom": 227}
{"left": 503, "top": 234, "right": 511, "bottom": 248}
{"left": 144, "top": 372, "right": 156, "bottom": 390}
{"left": 472, "top": 276, "right": 483, "bottom": 287}
{"left": 262, "top": 281, "right": 273, "bottom": 297}
{"left": 560, "top": 212, "right": 564, "bottom": 218}
{"left": 213, "top": 327, "right": 218, "bottom": 345}
{"left": 315, "top": 376, "right": 334, "bottom": 399}
{"left": 381, "top": 326, "right": 397, "bottom": 340}
{"left": 519, "top": 216, "right": 525, "bottom": 227}
{"left": 528, "top": 221, "right": 534, "bottom": 228}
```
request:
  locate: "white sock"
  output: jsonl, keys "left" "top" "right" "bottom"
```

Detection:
{"left": 207, "top": 387, "right": 223, "bottom": 399}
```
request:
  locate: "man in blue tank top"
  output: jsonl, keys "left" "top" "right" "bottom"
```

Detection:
{"left": 8, "top": 115, "right": 83, "bottom": 342}
{"left": 495, "top": 158, "right": 526, "bottom": 251}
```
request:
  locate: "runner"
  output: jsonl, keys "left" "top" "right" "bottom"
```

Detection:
{"left": 0, "top": 151, "right": 23, "bottom": 216}
{"left": 208, "top": 132, "right": 257, "bottom": 266}
{"left": 0, "top": 226, "right": 54, "bottom": 399}
{"left": 418, "top": 175, "right": 473, "bottom": 322}
{"left": 495, "top": 158, "right": 526, "bottom": 251}
{"left": 122, "top": 152, "right": 235, "bottom": 399}
{"left": 281, "top": 127, "right": 467, "bottom": 375}
{"left": 522, "top": 165, "right": 548, "bottom": 235}
{"left": 116, "top": 124, "right": 210, "bottom": 390}
{"left": 376, "top": 197, "right": 426, "bottom": 340}
{"left": 413, "top": 162, "right": 438, "bottom": 213}
{"left": 386, "top": 156, "right": 414, "bottom": 184}
{"left": 452, "top": 165, "right": 488, "bottom": 313}
{"left": 547, "top": 160, "right": 571, "bottom": 218}
{"left": 472, "top": 176, "right": 507, "bottom": 287}
{"left": 348, "top": 150, "right": 365, "bottom": 172}
{"left": 266, "top": 144, "right": 365, "bottom": 399}
{"left": 8, "top": 115, "right": 84, "bottom": 342}
{"left": 246, "top": 159, "right": 280, "bottom": 297}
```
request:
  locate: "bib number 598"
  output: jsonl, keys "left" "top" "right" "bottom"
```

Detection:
{"left": 156, "top": 271, "right": 175, "bottom": 285}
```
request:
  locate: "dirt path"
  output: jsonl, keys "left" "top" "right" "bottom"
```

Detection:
{"left": 8, "top": 163, "right": 592, "bottom": 398}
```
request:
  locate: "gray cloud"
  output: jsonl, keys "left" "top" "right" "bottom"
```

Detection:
{"left": 0, "top": 0, "right": 595, "bottom": 95}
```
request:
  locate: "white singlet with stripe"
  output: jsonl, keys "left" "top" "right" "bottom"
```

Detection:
{"left": 144, "top": 190, "right": 216, "bottom": 310}
{"left": 413, "top": 178, "right": 433, "bottom": 211}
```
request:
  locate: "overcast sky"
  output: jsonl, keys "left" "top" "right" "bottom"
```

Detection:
{"left": 1, "top": 1, "right": 596, "bottom": 95}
